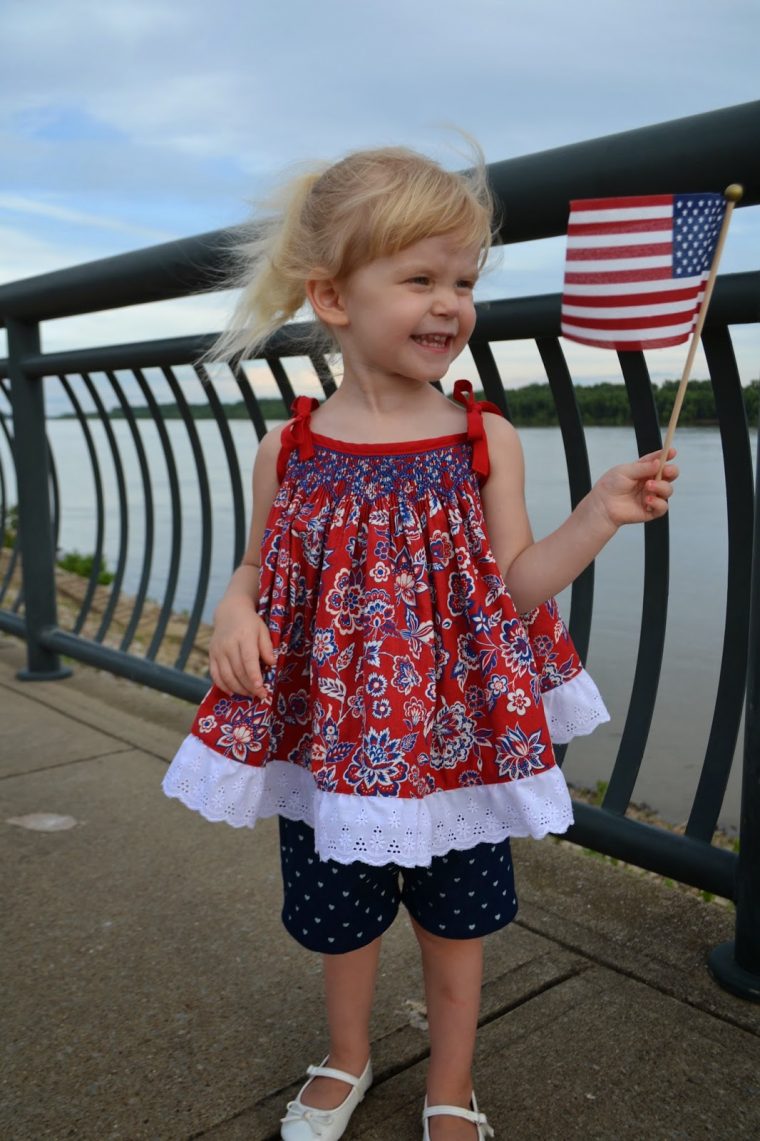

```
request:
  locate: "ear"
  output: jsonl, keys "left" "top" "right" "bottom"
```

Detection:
{"left": 306, "top": 277, "right": 349, "bottom": 328}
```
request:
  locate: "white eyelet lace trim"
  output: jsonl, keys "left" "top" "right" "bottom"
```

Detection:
{"left": 163, "top": 748, "right": 579, "bottom": 867}
{"left": 162, "top": 669, "right": 608, "bottom": 866}
{"left": 541, "top": 669, "right": 610, "bottom": 743}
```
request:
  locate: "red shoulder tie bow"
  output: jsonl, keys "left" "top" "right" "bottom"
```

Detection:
{"left": 276, "top": 395, "right": 320, "bottom": 482}
{"left": 452, "top": 378, "right": 504, "bottom": 482}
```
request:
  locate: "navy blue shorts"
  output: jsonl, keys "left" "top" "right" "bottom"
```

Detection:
{"left": 279, "top": 817, "right": 518, "bottom": 954}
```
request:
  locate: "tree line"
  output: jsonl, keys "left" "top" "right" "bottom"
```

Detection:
{"left": 504, "top": 379, "right": 760, "bottom": 426}
{"left": 100, "top": 378, "right": 759, "bottom": 428}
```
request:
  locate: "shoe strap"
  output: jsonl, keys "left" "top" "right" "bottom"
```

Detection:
{"left": 306, "top": 1063, "right": 362, "bottom": 1086}
{"left": 424, "top": 1102, "right": 494, "bottom": 1137}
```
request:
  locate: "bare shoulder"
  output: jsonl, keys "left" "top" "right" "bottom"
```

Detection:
{"left": 482, "top": 410, "right": 523, "bottom": 452}
{"left": 478, "top": 412, "right": 525, "bottom": 500}
{"left": 248, "top": 425, "right": 285, "bottom": 545}
{"left": 254, "top": 423, "right": 287, "bottom": 468}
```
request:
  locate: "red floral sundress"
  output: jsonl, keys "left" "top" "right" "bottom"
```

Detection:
{"left": 163, "top": 379, "right": 608, "bottom": 866}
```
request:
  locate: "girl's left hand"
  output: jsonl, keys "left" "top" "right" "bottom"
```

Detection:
{"left": 592, "top": 448, "right": 679, "bottom": 528}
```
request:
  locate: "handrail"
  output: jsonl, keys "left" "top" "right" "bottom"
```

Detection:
{"left": 1, "top": 271, "right": 756, "bottom": 383}
{"left": 0, "top": 100, "right": 757, "bottom": 323}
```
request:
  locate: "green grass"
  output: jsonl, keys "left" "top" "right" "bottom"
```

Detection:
{"left": 591, "top": 779, "right": 608, "bottom": 807}
{"left": 57, "top": 550, "right": 115, "bottom": 585}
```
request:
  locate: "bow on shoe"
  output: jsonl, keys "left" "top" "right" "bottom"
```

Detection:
{"left": 478, "top": 1112, "right": 496, "bottom": 1139}
{"left": 280, "top": 1101, "right": 334, "bottom": 1137}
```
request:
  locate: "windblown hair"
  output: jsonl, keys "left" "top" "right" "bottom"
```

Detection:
{"left": 211, "top": 145, "right": 496, "bottom": 361}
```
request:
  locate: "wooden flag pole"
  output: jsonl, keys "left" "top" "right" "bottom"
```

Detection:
{"left": 656, "top": 183, "right": 743, "bottom": 479}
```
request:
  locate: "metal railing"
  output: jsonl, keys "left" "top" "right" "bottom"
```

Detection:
{"left": 1, "top": 101, "right": 759, "bottom": 997}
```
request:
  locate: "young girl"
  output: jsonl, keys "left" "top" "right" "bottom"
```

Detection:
{"left": 163, "top": 147, "right": 677, "bottom": 1140}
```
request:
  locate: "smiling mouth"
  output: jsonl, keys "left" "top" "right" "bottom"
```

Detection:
{"left": 412, "top": 334, "right": 453, "bottom": 351}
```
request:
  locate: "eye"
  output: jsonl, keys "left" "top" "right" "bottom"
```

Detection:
{"left": 457, "top": 278, "right": 476, "bottom": 291}
{"left": 407, "top": 275, "right": 431, "bottom": 286}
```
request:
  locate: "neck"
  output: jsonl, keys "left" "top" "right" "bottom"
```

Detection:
{"left": 330, "top": 371, "right": 440, "bottom": 418}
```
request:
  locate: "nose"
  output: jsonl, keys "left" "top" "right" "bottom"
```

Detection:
{"left": 431, "top": 286, "right": 459, "bottom": 317}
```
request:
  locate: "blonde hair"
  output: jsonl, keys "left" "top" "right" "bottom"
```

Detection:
{"left": 212, "top": 145, "right": 496, "bottom": 361}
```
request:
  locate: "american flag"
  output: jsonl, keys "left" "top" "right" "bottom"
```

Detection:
{"left": 561, "top": 192, "right": 726, "bottom": 351}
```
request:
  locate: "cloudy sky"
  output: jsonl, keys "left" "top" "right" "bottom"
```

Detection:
{"left": 1, "top": 0, "right": 758, "bottom": 395}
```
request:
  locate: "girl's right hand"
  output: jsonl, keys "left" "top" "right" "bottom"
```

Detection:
{"left": 208, "top": 603, "right": 275, "bottom": 700}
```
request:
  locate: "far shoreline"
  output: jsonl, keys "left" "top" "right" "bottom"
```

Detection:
{"left": 53, "top": 378, "right": 759, "bottom": 429}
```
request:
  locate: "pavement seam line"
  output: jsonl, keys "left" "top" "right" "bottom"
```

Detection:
{"left": 477, "top": 961, "right": 591, "bottom": 1029}
{"left": 0, "top": 745, "right": 137, "bottom": 781}
{"left": 0, "top": 677, "right": 177, "bottom": 763}
{"left": 515, "top": 915, "right": 760, "bottom": 1038}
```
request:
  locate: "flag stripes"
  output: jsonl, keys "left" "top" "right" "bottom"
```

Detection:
{"left": 560, "top": 192, "right": 725, "bottom": 351}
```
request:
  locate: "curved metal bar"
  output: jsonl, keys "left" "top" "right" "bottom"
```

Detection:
{"left": 687, "top": 328, "right": 754, "bottom": 839}
{"left": 56, "top": 374, "right": 107, "bottom": 635}
{"left": 106, "top": 370, "right": 155, "bottom": 653}
{"left": 265, "top": 354, "right": 297, "bottom": 410}
{"left": 196, "top": 363, "right": 246, "bottom": 570}
{"left": 533, "top": 337, "right": 595, "bottom": 770}
{"left": 0, "top": 415, "right": 16, "bottom": 607}
{"left": 47, "top": 421, "right": 61, "bottom": 552}
{"left": 231, "top": 361, "right": 268, "bottom": 441}
{"left": 603, "top": 351, "right": 669, "bottom": 815}
{"left": 130, "top": 367, "right": 183, "bottom": 661}
{"left": 0, "top": 436, "right": 8, "bottom": 595}
{"left": 159, "top": 366, "right": 212, "bottom": 670}
{"left": 0, "top": 380, "right": 21, "bottom": 607}
{"left": 80, "top": 372, "right": 129, "bottom": 644}
{"left": 42, "top": 425, "right": 62, "bottom": 619}
{"left": 0, "top": 413, "right": 20, "bottom": 606}
{"left": 468, "top": 341, "right": 510, "bottom": 418}
{"left": 309, "top": 353, "right": 337, "bottom": 399}
{"left": 535, "top": 338, "right": 594, "bottom": 661}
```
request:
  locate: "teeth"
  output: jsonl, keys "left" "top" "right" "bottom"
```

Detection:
{"left": 415, "top": 335, "right": 449, "bottom": 346}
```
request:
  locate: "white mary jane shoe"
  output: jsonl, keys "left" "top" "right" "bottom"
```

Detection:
{"left": 422, "top": 1092, "right": 495, "bottom": 1140}
{"left": 280, "top": 1056, "right": 373, "bottom": 1140}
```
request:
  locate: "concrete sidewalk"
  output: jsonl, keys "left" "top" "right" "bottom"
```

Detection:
{"left": 2, "top": 633, "right": 759, "bottom": 1140}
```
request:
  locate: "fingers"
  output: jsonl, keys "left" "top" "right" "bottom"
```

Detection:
{"left": 643, "top": 452, "right": 679, "bottom": 482}
{"left": 210, "top": 642, "right": 271, "bottom": 700}
{"left": 209, "top": 648, "right": 252, "bottom": 697}
{"left": 645, "top": 476, "right": 676, "bottom": 500}
{"left": 258, "top": 623, "right": 276, "bottom": 667}
{"left": 639, "top": 446, "right": 677, "bottom": 465}
{"left": 617, "top": 453, "right": 679, "bottom": 486}
{"left": 208, "top": 612, "right": 274, "bottom": 700}
{"left": 240, "top": 643, "right": 270, "bottom": 700}
{"left": 642, "top": 471, "right": 677, "bottom": 517}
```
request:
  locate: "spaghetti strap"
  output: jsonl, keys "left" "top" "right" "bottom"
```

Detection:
{"left": 452, "top": 378, "right": 504, "bottom": 482}
{"left": 276, "top": 395, "right": 320, "bottom": 482}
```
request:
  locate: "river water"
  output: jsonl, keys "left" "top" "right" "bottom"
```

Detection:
{"left": 21, "top": 418, "right": 755, "bottom": 832}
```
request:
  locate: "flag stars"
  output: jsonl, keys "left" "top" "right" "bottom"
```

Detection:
{"left": 674, "top": 191, "right": 725, "bottom": 279}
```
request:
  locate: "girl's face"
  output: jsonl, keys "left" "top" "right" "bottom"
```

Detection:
{"left": 333, "top": 234, "right": 480, "bottom": 387}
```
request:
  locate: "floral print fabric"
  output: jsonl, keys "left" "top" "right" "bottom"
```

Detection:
{"left": 188, "top": 385, "right": 584, "bottom": 812}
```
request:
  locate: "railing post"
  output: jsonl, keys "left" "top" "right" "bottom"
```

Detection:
{"left": 6, "top": 317, "right": 71, "bottom": 680}
{"left": 708, "top": 401, "right": 760, "bottom": 1000}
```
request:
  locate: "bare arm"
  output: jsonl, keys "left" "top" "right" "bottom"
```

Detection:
{"left": 480, "top": 413, "right": 678, "bottom": 614}
{"left": 208, "top": 426, "right": 283, "bottom": 698}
